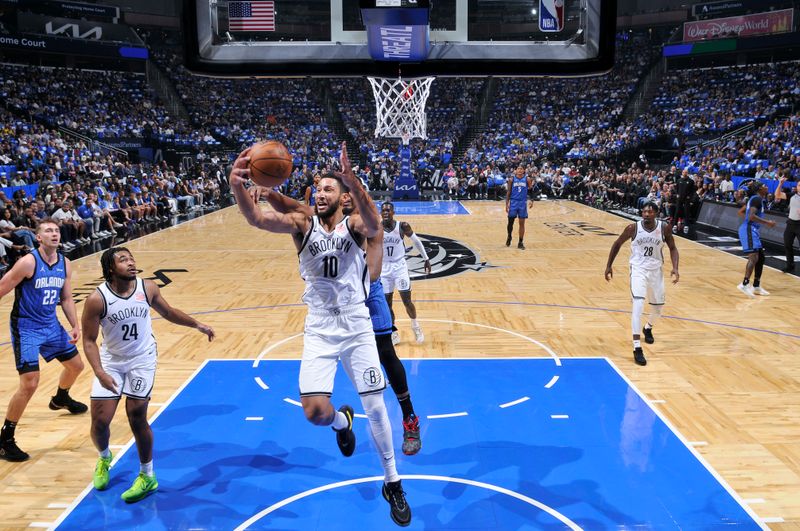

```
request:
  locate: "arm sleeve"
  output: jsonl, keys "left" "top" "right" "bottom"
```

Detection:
{"left": 409, "top": 233, "right": 429, "bottom": 261}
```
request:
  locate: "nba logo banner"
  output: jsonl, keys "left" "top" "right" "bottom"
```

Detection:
{"left": 539, "top": 0, "right": 564, "bottom": 32}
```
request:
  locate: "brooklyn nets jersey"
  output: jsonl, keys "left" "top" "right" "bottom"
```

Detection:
{"left": 629, "top": 220, "right": 664, "bottom": 271}
{"left": 97, "top": 278, "right": 156, "bottom": 359}
{"left": 299, "top": 215, "right": 369, "bottom": 310}
{"left": 383, "top": 221, "right": 405, "bottom": 266}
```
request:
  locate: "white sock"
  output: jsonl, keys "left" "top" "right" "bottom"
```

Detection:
{"left": 331, "top": 409, "right": 349, "bottom": 430}
{"left": 411, "top": 319, "right": 419, "bottom": 328}
{"left": 360, "top": 393, "right": 399, "bottom": 483}
{"left": 99, "top": 447, "right": 111, "bottom": 459}
{"left": 140, "top": 460, "right": 154, "bottom": 477}
{"left": 633, "top": 339, "right": 641, "bottom": 349}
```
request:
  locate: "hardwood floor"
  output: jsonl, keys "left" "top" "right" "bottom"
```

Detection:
{"left": 1, "top": 200, "right": 797, "bottom": 529}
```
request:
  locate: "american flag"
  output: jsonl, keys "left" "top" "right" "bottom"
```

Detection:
{"left": 229, "top": 1, "right": 275, "bottom": 32}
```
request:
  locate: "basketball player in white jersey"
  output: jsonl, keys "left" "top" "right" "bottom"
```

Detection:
{"left": 380, "top": 202, "right": 431, "bottom": 345}
{"left": 81, "top": 247, "right": 215, "bottom": 503}
{"left": 605, "top": 202, "right": 680, "bottom": 366}
{"left": 230, "top": 142, "right": 411, "bottom": 526}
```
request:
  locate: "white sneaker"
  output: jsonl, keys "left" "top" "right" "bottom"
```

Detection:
{"left": 412, "top": 325, "right": 424, "bottom": 344}
{"left": 752, "top": 286, "right": 770, "bottom": 296}
{"left": 391, "top": 331, "right": 400, "bottom": 345}
{"left": 737, "top": 283, "right": 755, "bottom": 297}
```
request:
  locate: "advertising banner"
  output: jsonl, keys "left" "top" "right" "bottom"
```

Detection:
{"left": 683, "top": 8, "right": 793, "bottom": 41}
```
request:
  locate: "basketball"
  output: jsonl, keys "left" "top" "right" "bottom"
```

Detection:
{"left": 248, "top": 140, "right": 293, "bottom": 188}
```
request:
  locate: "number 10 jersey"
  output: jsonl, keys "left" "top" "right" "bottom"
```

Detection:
{"left": 298, "top": 215, "right": 369, "bottom": 311}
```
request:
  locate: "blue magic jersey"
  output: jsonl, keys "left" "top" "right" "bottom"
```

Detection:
{"left": 12, "top": 249, "right": 66, "bottom": 328}
{"left": 510, "top": 175, "right": 528, "bottom": 203}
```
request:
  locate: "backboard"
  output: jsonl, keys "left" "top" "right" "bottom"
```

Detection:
{"left": 183, "top": 0, "right": 616, "bottom": 77}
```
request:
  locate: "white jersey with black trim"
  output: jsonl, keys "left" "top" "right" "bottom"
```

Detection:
{"left": 97, "top": 278, "right": 156, "bottom": 359}
{"left": 629, "top": 220, "right": 664, "bottom": 271}
{"left": 382, "top": 221, "right": 406, "bottom": 267}
{"left": 298, "top": 215, "right": 369, "bottom": 310}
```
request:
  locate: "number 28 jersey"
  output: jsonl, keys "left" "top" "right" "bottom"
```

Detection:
{"left": 298, "top": 215, "right": 369, "bottom": 310}
{"left": 96, "top": 278, "right": 156, "bottom": 359}
{"left": 629, "top": 220, "right": 664, "bottom": 271}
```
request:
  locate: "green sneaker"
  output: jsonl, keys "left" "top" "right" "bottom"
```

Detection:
{"left": 93, "top": 453, "right": 113, "bottom": 490}
{"left": 121, "top": 473, "right": 158, "bottom": 503}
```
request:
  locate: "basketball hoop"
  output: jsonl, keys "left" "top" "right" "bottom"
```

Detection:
{"left": 368, "top": 76, "right": 434, "bottom": 146}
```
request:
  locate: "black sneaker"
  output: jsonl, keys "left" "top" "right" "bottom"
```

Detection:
{"left": 382, "top": 480, "right": 411, "bottom": 527}
{"left": 633, "top": 347, "right": 647, "bottom": 366}
{"left": 642, "top": 326, "right": 654, "bottom": 344}
{"left": 333, "top": 405, "right": 355, "bottom": 457}
{"left": 0, "top": 438, "right": 30, "bottom": 462}
{"left": 49, "top": 395, "right": 88, "bottom": 414}
{"left": 517, "top": 242, "right": 525, "bottom": 250}
{"left": 505, "top": 235, "right": 511, "bottom": 247}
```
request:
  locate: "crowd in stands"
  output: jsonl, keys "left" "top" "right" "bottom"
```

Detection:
{"left": 1, "top": 24, "right": 799, "bottom": 275}
{"left": 0, "top": 63, "right": 214, "bottom": 147}
{"left": 0, "top": 99, "right": 228, "bottom": 270}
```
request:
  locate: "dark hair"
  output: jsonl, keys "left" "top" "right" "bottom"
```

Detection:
{"left": 101, "top": 247, "right": 131, "bottom": 281}
{"left": 381, "top": 201, "right": 395, "bottom": 212}
{"left": 641, "top": 201, "right": 659, "bottom": 212}
{"left": 320, "top": 173, "right": 348, "bottom": 193}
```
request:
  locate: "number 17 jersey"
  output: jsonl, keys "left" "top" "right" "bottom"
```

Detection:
{"left": 96, "top": 278, "right": 155, "bottom": 359}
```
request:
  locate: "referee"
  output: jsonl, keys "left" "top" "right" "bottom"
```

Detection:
{"left": 776, "top": 176, "right": 800, "bottom": 273}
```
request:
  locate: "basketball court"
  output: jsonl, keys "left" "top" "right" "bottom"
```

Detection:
{"left": 0, "top": 0, "right": 798, "bottom": 529}
{"left": 1, "top": 200, "right": 798, "bottom": 529}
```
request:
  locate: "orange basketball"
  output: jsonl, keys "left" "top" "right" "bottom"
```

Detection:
{"left": 248, "top": 140, "right": 293, "bottom": 187}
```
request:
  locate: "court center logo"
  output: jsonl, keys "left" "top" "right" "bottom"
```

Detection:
{"left": 407, "top": 234, "right": 496, "bottom": 281}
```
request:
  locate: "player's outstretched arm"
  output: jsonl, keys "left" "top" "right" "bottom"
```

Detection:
{"left": 261, "top": 188, "right": 313, "bottom": 217}
{"left": 605, "top": 223, "right": 635, "bottom": 281}
{"left": 60, "top": 258, "right": 80, "bottom": 344}
{"left": 81, "top": 291, "right": 118, "bottom": 393}
{"left": 230, "top": 148, "right": 309, "bottom": 234}
{"left": 144, "top": 279, "right": 215, "bottom": 341}
{"left": 663, "top": 224, "right": 680, "bottom": 284}
{"left": 335, "top": 141, "right": 380, "bottom": 237}
{"left": 401, "top": 222, "right": 431, "bottom": 275}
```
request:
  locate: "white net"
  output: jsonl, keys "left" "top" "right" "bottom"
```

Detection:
{"left": 367, "top": 76, "right": 435, "bottom": 145}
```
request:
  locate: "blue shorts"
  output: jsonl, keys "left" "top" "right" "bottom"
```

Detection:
{"left": 365, "top": 280, "right": 393, "bottom": 336}
{"left": 11, "top": 321, "right": 78, "bottom": 374}
{"left": 738, "top": 224, "right": 762, "bottom": 253}
{"left": 508, "top": 201, "right": 528, "bottom": 219}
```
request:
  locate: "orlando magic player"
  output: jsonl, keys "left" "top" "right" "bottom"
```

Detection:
{"left": 250, "top": 186, "right": 423, "bottom": 456}
{"left": 231, "top": 142, "right": 411, "bottom": 526}
{"left": 505, "top": 165, "right": 532, "bottom": 249}
{"left": 381, "top": 202, "right": 431, "bottom": 345}
{"left": 81, "top": 247, "right": 215, "bottom": 503}
{"left": 737, "top": 182, "right": 776, "bottom": 297}
{"left": 605, "top": 202, "right": 680, "bottom": 366}
{"left": 0, "top": 219, "right": 86, "bottom": 462}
